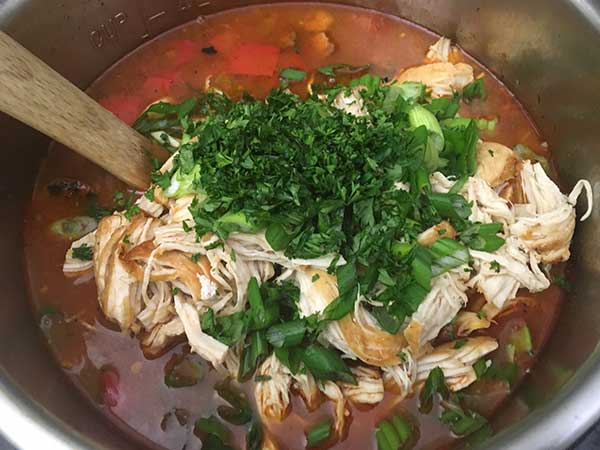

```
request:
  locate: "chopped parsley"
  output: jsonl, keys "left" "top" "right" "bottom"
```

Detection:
{"left": 490, "top": 260, "right": 501, "bottom": 273}
{"left": 124, "top": 204, "right": 141, "bottom": 220}
{"left": 144, "top": 188, "right": 155, "bottom": 201}
{"left": 72, "top": 244, "right": 93, "bottom": 261}
{"left": 131, "top": 74, "right": 507, "bottom": 386}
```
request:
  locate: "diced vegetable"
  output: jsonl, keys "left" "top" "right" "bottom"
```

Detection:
{"left": 164, "top": 354, "right": 205, "bottom": 388}
{"left": 306, "top": 419, "right": 332, "bottom": 448}
{"left": 440, "top": 406, "right": 487, "bottom": 436}
{"left": 375, "top": 414, "right": 413, "bottom": 450}
{"left": 50, "top": 216, "right": 97, "bottom": 240}
{"left": 215, "top": 380, "right": 253, "bottom": 425}
{"left": 462, "top": 78, "right": 486, "bottom": 101}
{"left": 408, "top": 105, "right": 445, "bottom": 171}
{"left": 484, "top": 361, "right": 518, "bottom": 386}
{"left": 246, "top": 421, "right": 263, "bottom": 450}
{"left": 165, "top": 166, "right": 202, "bottom": 198}
{"left": 194, "top": 416, "right": 230, "bottom": 442}
{"left": 508, "top": 325, "right": 533, "bottom": 355}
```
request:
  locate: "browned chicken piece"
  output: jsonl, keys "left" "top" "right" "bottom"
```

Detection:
{"left": 340, "top": 366, "right": 384, "bottom": 404}
{"left": 141, "top": 317, "right": 184, "bottom": 358}
{"left": 93, "top": 214, "right": 140, "bottom": 330}
{"left": 476, "top": 141, "right": 521, "bottom": 188}
{"left": 395, "top": 62, "right": 473, "bottom": 98}
{"left": 255, "top": 354, "right": 292, "bottom": 421}
{"left": 292, "top": 372, "right": 322, "bottom": 411}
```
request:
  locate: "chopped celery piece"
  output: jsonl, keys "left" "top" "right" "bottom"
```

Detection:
{"left": 508, "top": 325, "right": 533, "bottom": 355}
{"left": 50, "top": 216, "right": 97, "bottom": 240}
{"left": 514, "top": 144, "right": 550, "bottom": 173}
{"left": 165, "top": 165, "right": 204, "bottom": 199}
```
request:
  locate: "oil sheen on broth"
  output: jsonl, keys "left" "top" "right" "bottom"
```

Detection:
{"left": 23, "top": 4, "right": 565, "bottom": 450}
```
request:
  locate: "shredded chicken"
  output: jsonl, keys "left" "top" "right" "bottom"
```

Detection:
{"left": 93, "top": 214, "right": 140, "bottom": 329}
{"left": 464, "top": 176, "right": 514, "bottom": 226}
{"left": 319, "top": 381, "right": 350, "bottom": 439}
{"left": 510, "top": 161, "right": 593, "bottom": 263}
{"left": 296, "top": 269, "right": 407, "bottom": 367}
{"left": 341, "top": 366, "right": 384, "bottom": 404}
{"left": 173, "top": 294, "right": 228, "bottom": 365}
{"left": 136, "top": 194, "right": 164, "bottom": 218}
{"left": 141, "top": 317, "right": 184, "bottom": 357}
{"left": 469, "top": 236, "right": 550, "bottom": 309}
{"left": 332, "top": 88, "right": 369, "bottom": 117}
{"left": 454, "top": 303, "right": 499, "bottom": 336}
{"left": 395, "top": 62, "right": 474, "bottom": 98}
{"left": 476, "top": 141, "right": 521, "bottom": 188}
{"left": 426, "top": 37, "right": 452, "bottom": 63}
{"left": 404, "top": 272, "right": 468, "bottom": 351}
{"left": 255, "top": 354, "right": 292, "bottom": 421}
{"left": 383, "top": 348, "right": 418, "bottom": 399}
{"left": 416, "top": 337, "right": 498, "bottom": 391}
{"left": 292, "top": 372, "right": 322, "bottom": 410}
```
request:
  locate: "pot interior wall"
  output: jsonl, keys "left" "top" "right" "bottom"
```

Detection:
{"left": 1, "top": 1, "right": 600, "bottom": 449}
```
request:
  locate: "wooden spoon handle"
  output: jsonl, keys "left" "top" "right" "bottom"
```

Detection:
{"left": 0, "top": 31, "right": 168, "bottom": 190}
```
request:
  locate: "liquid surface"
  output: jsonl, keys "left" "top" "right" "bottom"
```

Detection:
{"left": 24, "top": 4, "right": 563, "bottom": 450}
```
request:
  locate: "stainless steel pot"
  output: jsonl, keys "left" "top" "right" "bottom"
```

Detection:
{"left": 1, "top": 0, "right": 600, "bottom": 449}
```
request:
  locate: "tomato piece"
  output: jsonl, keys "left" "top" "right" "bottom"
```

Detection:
{"left": 228, "top": 43, "right": 280, "bottom": 76}
{"left": 99, "top": 95, "right": 141, "bottom": 125}
{"left": 100, "top": 368, "right": 120, "bottom": 408}
{"left": 209, "top": 31, "right": 241, "bottom": 54}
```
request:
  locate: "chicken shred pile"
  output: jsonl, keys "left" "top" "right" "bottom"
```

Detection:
{"left": 63, "top": 36, "right": 593, "bottom": 445}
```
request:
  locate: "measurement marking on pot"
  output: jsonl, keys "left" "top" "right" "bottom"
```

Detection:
{"left": 89, "top": 1, "right": 212, "bottom": 48}
{"left": 89, "top": 12, "right": 128, "bottom": 48}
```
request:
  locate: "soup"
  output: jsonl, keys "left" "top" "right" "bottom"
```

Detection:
{"left": 23, "top": 4, "right": 592, "bottom": 450}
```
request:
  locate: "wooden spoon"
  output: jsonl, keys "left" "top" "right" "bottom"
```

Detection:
{"left": 0, "top": 31, "right": 169, "bottom": 190}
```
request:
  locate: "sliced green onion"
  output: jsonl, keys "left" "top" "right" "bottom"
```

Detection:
{"left": 50, "top": 216, "right": 97, "bottom": 240}
{"left": 508, "top": 325, "right": 533, "bottom": 354}
{"left": 306, "top": 419, "right": 332, "bottom": 448}
{"left": 266, "top": 320, "right": 306, "bottom": 348}
{"left": 302, "top": 344, "right": 357, "bottom": 385}
{"left": 194, "top": 415, "right": 230, "bottom": 442}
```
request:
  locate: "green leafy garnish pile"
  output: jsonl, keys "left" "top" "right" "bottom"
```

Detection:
{"left": 135, "top": 75, "right": 502, "bottom": 340}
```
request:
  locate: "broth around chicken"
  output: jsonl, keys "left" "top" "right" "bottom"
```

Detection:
{"left": 24, "top": 4, "right": 593, "bottom": 450}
